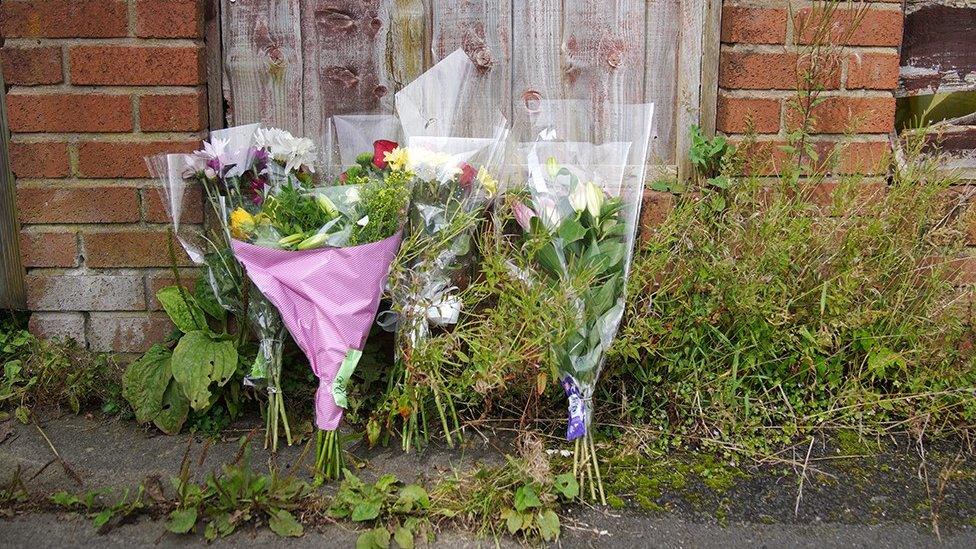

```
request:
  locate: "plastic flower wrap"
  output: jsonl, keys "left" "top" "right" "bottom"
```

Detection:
{"left": 502, "top": 101, "right": 654, "bottom": 502}
{"left": 383, "top": 49, "right": 508, "bottom": 450}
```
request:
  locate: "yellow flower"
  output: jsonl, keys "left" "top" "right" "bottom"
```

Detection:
{"left": 229, "top": 208, "right": 255, "bottom": 240}
{"left": 477, "top": 167, "right": 499, "bottom": 197}
{"left": 383, "top": 147, "right": 410, "bottom": 172}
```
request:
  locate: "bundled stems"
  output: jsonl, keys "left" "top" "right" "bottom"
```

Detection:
{"left": 263, "top": 336, "right": 292, "bottom": 452}
{"left": 572, "top": 432, "right": 606, "bottom": 506}
{"left": 314, "top": 430, "right": 343, "bottom": 482}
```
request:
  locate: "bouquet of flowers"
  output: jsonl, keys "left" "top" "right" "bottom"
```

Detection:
{"left": 148, "top": 123, "right": 319, "bottom": 452}
{"left": 382, "top": 49, "right": 508, "bottom": 451}
{"left": 502, "top": 101, "right": 654, "bottom": 503}
{"left": 230, "top": 141, "right": 410, "bottom": 480}
{"left": 150, "top": 125, "right": 410, "bottom": 482}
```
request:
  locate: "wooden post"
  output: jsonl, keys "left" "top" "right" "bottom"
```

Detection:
{"left": 0, "top": 69, "right": 26, "bottom": 309}
{"left": 204, "top": 0, "right": 225, "bottom": 130}
{"left": 700, "top": 0, "right": 722, "bottom": 138}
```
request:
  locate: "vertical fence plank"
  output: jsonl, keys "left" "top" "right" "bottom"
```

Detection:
{"left": 302, "top": 1, "right": 432, "bottom": 147}
{"left": 0, "top": 69, "right": 26, "bottom": 310}
{"left": 645, "top": 0, "right": 679, "bottom": 164}
{"left": 675, "top": 0, "right": 705, "bottom": 181}
{"left": 204, "top": 0, "right": 225, "bottom": 129}
{"left": 301, "top": 0, "right": 385, "bottom": 146}
{"left": 561, "top": 0, "right": 646, "bottom": 140}
{"left": 699, "top": 0, "right": 722, "bottom": 138}
{"left": 511, "top": 0, "right": 562, "bottom": 128}
{"left": 221, "top": 0, "right": 304, "bottom": 135}
{"left": 430, "top": 0, "right": 512, "bottom": 134}
{"left": 381, "top": 0, "right": 430, "bottom": 95}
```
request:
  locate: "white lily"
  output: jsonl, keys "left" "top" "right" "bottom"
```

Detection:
{"left": 357, "top": 215, "right": 370, "bottom": 227}
{"left": 568, "top": 181, "right": 587, "bottom": 213}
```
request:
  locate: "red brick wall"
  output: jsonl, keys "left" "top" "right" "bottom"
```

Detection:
{"left": 716, "top": 0, "right": 902, "bottom": 176}
{"left": 2, "top": 1, "right": 905, "bottom": 352}
{"left": 1, "top": 0, "right": 206, "bottom": 351}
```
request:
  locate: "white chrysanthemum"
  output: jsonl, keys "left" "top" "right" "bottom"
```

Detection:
{"left": 255, "top": 127, "right": 317, "bottom": 174}
{"left": 406, "top": 148, "right": 459, "bottom": 182}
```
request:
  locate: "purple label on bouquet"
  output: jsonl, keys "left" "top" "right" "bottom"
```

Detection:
{"left": 562, "top": 376, "right": 586, "bottom": 441}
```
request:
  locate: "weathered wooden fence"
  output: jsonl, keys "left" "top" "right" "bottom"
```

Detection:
{"left": 0, "top": 67, "right": 26, "bottom": 309}
{"left": 212, "top": 0, "right": 721, "bottom": 179}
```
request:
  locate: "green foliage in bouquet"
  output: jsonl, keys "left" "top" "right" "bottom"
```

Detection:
{"left": 517, "top": 187, "right": 628, "bottom": 383}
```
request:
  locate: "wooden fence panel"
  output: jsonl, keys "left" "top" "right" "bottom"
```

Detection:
{"left": 221, "top": 0, "right": 304, "bottom": 135}
{"left": 430, "top": 0, "right": 512, "bottom": 135}
{"left": 645, "top": 0, "right": 679, "bottom": 165}
{"left": 220, "top": 0, "right": 715, "bottom": 176}
{"left": 510, "top": 0, "right": 561, "bottom": 128}
{"left": 562, "top": 0, "right": 646, "bottom": 141}
{"left": 0, "top": 68, "right": 25, "bottom": 309}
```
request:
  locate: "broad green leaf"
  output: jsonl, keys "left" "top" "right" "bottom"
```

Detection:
{"left": 171, "top": 331, "right": 238, "bottom": 411}
{"left": 536, "top": 243, "right": 565, "bottom": 279}
{"left": 15, "top": 405, "right": 29, "bottom": 424}
{"left": 557, "top": 217, "right": 587, "bottom": 244}
{"left": 502, "top": 508, "right": 522, "bottom": 534}
{"left": 167, "top": 507, "right": 198, "bottom": 534}
{"left": 92, "top": 509, "right": 113, "bottom": 528}
{"left": 156, "top": 286, "right": 208, "bottom": 334}
{"left": 153, "top": 379, "right": 190, "bottom": 434}
{"left": 537, "top": 509, "right": 560, "bottom": 542}
{"left": 395, "top": 484, "right": 430, "bottom": 512}
{"left": 513, "top": 485, "right": 541, "bottom": 512}
{"left": 268, "top": 509, "right": 303, "bottom": 537}
{"left": 122, "top": 344, "right": 173, "bottom": 424}
{"left": 393, "top": 526, "right": 414, "bottom": 549}
{"left": 193, "top": 277, "right": 227, "bottom": 322}
{"left": 351, "top": 499, "right": 382, "bottom": 522}
{"left": 554, "top": 473, "right": 580, "bottom": 499}
{"left": 356, "top": 527, "right": 391, "bottom": 549}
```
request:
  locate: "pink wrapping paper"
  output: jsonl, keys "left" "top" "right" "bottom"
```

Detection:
{"left": 231, "top": 232, "right": 401, "bottom": 430}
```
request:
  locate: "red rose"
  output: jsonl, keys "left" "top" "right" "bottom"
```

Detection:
{"left": 458, "top": 163, "right": 477, "bottom": 189}
{"left": 372, "top": 139, "right": 399, "bottom": 169}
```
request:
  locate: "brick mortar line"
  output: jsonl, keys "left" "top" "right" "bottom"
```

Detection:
{"left": 720, "top": 44, "right": 900, "bottom": 54}
{"left": 14, "top": 178, "right": 188, "bottom": 187}
{"left": 20, "top": 223, "right": 202, "bottom": 231}
{"left": 10, "top": 132, "right": 205, "bottom": 142}
{"left": 6, "top": 85, "right": 207, "bottom": 95}
{"left": 722, "top": 0, "right": 904, "bottom": 11}
{"left": 724, "top": 134, "right": 893, "bottom": 143}
{"left": 2, "top": 38, "right": 204, "bottom": 48}
{"left": 718, "top": 89, "right": 896, "bottom": 98}
{"left": 126, "top": 0, "right": 137, "bottom": 38}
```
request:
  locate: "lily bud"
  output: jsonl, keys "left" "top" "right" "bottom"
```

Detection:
{"left": 316, "top": 194, "right": 338, "bottom": 216}
{"left": 296, "top": 232, "right": 327, "bottom": 250}
{"left": 546, "top": 156, "right": 560, "bottom": 178}
{"left": 568, "top": 182, "right": 587, "bottom": 213}
{"left": 585, "top": 181, "right": 603, "bottom": 219}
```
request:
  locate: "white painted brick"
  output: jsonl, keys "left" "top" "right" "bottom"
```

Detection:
{"left": 27, "top": 312, "right": 87, "bottom": 345}
{"left": 25, "top": 274, "right": 145, "bottom": 311}
{"left": 87, "top": 312, "right": 173, "bottom": 353}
